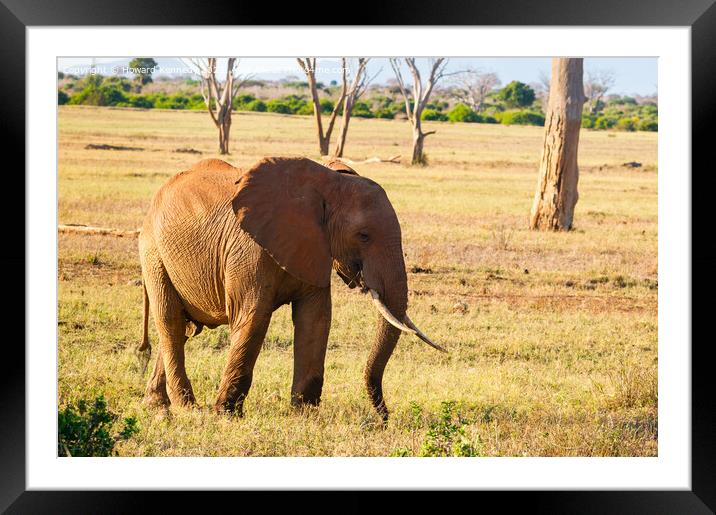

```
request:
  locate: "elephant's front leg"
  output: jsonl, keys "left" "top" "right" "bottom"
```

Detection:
{"left": 215, "top": 309, "right": 271, "bottom": 415}
{"left": 291, "top": 288, "right": 331, "bottom": 407}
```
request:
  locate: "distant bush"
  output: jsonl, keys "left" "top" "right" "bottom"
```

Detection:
{"left": 103, "top": 76, "right": 133, "bottom": 93}
{"left": 421, "top": 109, "right": 448, "bottom": 121}
{"left": 500, "top": 110, "right": 545, "bottom": 126}
{"left": 638, "top": 119, "right": 658, "bottom": 132}
{"left": 320, "top": 99, "right": 334, "bottom": 114}
{"left": 482, "top": 115, "right": 498, "bottom": 124}
{"left": 68, "top": 83, "right": 127, "bottom": 106}
{"left": 581, "top": 115, "right": 596, "bottom": 129}
{"left": 352, "top": 101, "right": 374, "bottom": 118}
{"left": 267, "top": 99, "right": 293, "bottom": 114}
{"left": 616, "top": 117, "right": 637, "bottom": 131}
{"left": 58, "top": 395, "right": 138, "bottom": 457}
{"left": 497, "top": 81, "right": 536, "bottom": 108}
{"left": 58, "top": 90, "right": 69, "bottom": 105}
{"left": 375, "top": 107, "right": 398, "bottom": 119}
{"left": 245, "top": 99, "right": 266, "bottom": 112}
{"left": 448, "top": 103, "right": 482, "bottom": 123}
{"left": 594, "top": 116, "right": 617, "bottom": 130}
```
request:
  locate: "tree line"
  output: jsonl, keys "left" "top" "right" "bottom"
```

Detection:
{"left": 59, "top": 57, "right": 652, "bottom": 233}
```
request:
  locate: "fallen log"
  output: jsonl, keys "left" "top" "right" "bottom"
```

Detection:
{"left": 329, "top": 154, "right": 402, "bottom": 165}
{"left": 58, "top": 224, "right": 141, "bottom": 238}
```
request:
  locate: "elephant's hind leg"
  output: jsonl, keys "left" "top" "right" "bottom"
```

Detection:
{"left": 143, "top": 345, "right": 170, "bottom": 408}
{"left": 141, "top": 246, "right": 196, "bottom": 408}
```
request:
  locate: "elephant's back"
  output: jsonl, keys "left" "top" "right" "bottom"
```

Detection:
{"left": 142, "top": 159, "right": 244, "bottom": 324}
{"left": 149, "top": 159, "right": 242, "bottom": 222}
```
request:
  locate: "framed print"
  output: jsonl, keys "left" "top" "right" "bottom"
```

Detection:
{"left": 5, "top": 0, "right": 716, "bottom": 511}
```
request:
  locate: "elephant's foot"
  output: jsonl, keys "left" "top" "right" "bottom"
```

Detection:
{"left": 142, "top": 389, "right": 170, "bottom": 409}
{"left": 291, "top": 376, "right": 324, "bottom": 407}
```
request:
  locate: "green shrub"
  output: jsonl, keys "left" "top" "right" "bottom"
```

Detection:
{"left": 58, "top": 395, "right": 138, "bottom": 457}
{"left": 500, "top": 110, "right": 545, "bottom": 126}
{"left": 616, "top": 117, "right": 637, "bottom": 131}
{"left": 234, "top": 94, "right": 256, "bottom": 107}
{"left": 267, "top": 99, "right": 293, "bottom": 114}
{"left": 483, "top": 115, "right": 498, "bottom": 124}
{"left": 581, "top": 115, "right": 596, "bottom": 129}
{"left": 245, "top": 99, "right": 267, "bottom": 112}
{"left": 390, "top": 401, "right": 482, "bottom": 457}
{"left": 421, "top": 109, "right": 448, "bottom": 121}
{"left": 595, "top": 116, "right": 617, "bottom": 130}
{"left": 68, "top": 83, "right": 127, "bottom": 106}
{"left": 352, "top": 101, "right": 374, "bottom": 118}
{"left": 638, "top": 119, "right": 658, "bottom": 132}
{"left": 320, "top": 99, "right": 334, "bottom": 114}
{"left": 375, "top": 107, "right": 397, "bottom": 119}
{"left": 448, "top": 103, "right": 482, "bottom": 123}
{"left": 497, "top": 81, "right": 536, "bottom": 108}
{"left": 103, "top": 76, "right": 133, "bottom": 92}
{"left": 126, "top": 95, "right": 153, "bottom": 109}
{"left": 58, "top": 90, "right": 69, "bottom": 105}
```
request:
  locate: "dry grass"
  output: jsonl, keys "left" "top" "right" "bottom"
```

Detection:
{"left": 58, "top": 106, "right": 658, "bottom": 456}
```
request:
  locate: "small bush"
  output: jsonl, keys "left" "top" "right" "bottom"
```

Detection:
{"left": 500, "top": 110, "right": 545, "bottom": 126}
{"left": 390, "top": 401, "right": 482, "bottom": 457}
{"left": 352, "top": 101, "right": 374, "bottom": 118}
{"left": 375, "top": 107, "right": 398, "bottom": 119}
{"left": 245, "top": 99, "right": 267, "bottom": 112}
{"left": 58, "top": 395, "right": 138, "bottom": 457}
{"left": 266, "top": 99, "right": 293, "bottom": 114}
{"left": 638, "top": 119, "right": 658, "bottom": 132}
{"left": 448, "top": 103, "right": 482, "bottom": 123}
{"left": 296, "top": 103, "right": 315, "bottom": 115}
{"left": 319, "top": 99, "right": 334, "bottom": 114}
{"left": 581, "top": 115, "right": 596, "bottom": 129}
{"left": 421, "top": 109, "right": 448, "bottom": 121}
{"left": 233, "top": 94, "right": 256, "bottom": 109}
{"left": 615, "top": 117, "right": 637, "bottom": 132}
{"left": 58, "top": 90, "right": 69, "bottom": 105}
{"left": 482, "top": 115, "right": 498, "bottom": 124}
{"left": 595, "top": 116, "right": 617, "bottom": 130}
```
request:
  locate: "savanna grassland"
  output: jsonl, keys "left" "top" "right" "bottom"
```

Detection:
{"left": 58, "top": 105, "right": 658, "bottom": 457}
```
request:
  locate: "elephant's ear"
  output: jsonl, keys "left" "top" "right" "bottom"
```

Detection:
{"left": 232, "top": 157, "right": 333, "bottom": 288}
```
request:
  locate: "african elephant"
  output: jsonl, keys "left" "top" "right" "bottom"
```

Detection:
{"left": 137, "top": 156, "right": 443, "bottom": 422}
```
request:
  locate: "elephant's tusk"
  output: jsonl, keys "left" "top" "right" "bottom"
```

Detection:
{"left": 369, "top": 289, "right": 416, "bottom": 334}
{"left": 403, "top": 315, "right": 448, "bottom": 353}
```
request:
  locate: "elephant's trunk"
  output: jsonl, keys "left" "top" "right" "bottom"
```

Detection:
{"left": 363, "top": 247, "right": 410, "bottom": 423}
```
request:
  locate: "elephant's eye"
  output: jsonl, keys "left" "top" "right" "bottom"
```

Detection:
{"left": 358, "top": 232, "right": 370, "bottom": 243}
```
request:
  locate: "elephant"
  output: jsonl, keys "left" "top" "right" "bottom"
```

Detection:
{"left": 136, "top": 156, "right": 444, "bottom": 422}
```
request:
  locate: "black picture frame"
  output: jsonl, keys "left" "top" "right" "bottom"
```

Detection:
{"left": 3, "top": 0, "right": 714, "bottom": 512}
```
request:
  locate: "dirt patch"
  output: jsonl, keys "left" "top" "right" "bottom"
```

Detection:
{"left": 174, "top": 148, "right": 202, "bottom": 154}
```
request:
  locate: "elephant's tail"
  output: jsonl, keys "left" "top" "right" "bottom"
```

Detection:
{"left": 137, "top": 280, "right": 151, "bottom": 354}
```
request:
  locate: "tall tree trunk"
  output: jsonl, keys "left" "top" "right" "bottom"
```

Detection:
{"left": 218, "top": 109, "right": 232, "bottom": 155}
{"left": 411, "top": 117, "right": 428, "bottom": 165}
{"left": 334, "top": 98, "right": 353, "bottom": 158}
{"left": 411, "top": 130, "right": 425, "bottom": 165}
{"left": 529, "top": 58, "right": 585, "bottom": 231}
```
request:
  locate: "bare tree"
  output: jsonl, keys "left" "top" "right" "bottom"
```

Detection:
{"left": 449, "top": 69, "right": 500, "bottom": 113}
{"left": 184, "top": 58, "right": 249, "bottom": 155}
{"left": 535, "top": 70, "right": 551, "bottom": 112}
{"left": 530, "top": 58, "right": 586, "bottom": 231}
{"left": 334, "top": 58, "right": 379, "bottom": 158}
{"left": 297, "top": 58, "right": 346, "bottom": 156}
{"left": 583, "top": 69, "right": 615, "bottom": 115}
{"left": 390, "top": 58, "right": 449, "bottom": 165}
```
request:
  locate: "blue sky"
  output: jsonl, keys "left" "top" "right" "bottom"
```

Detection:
{"left": 58, "top": 57, "right": 657, "bottom": 96}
